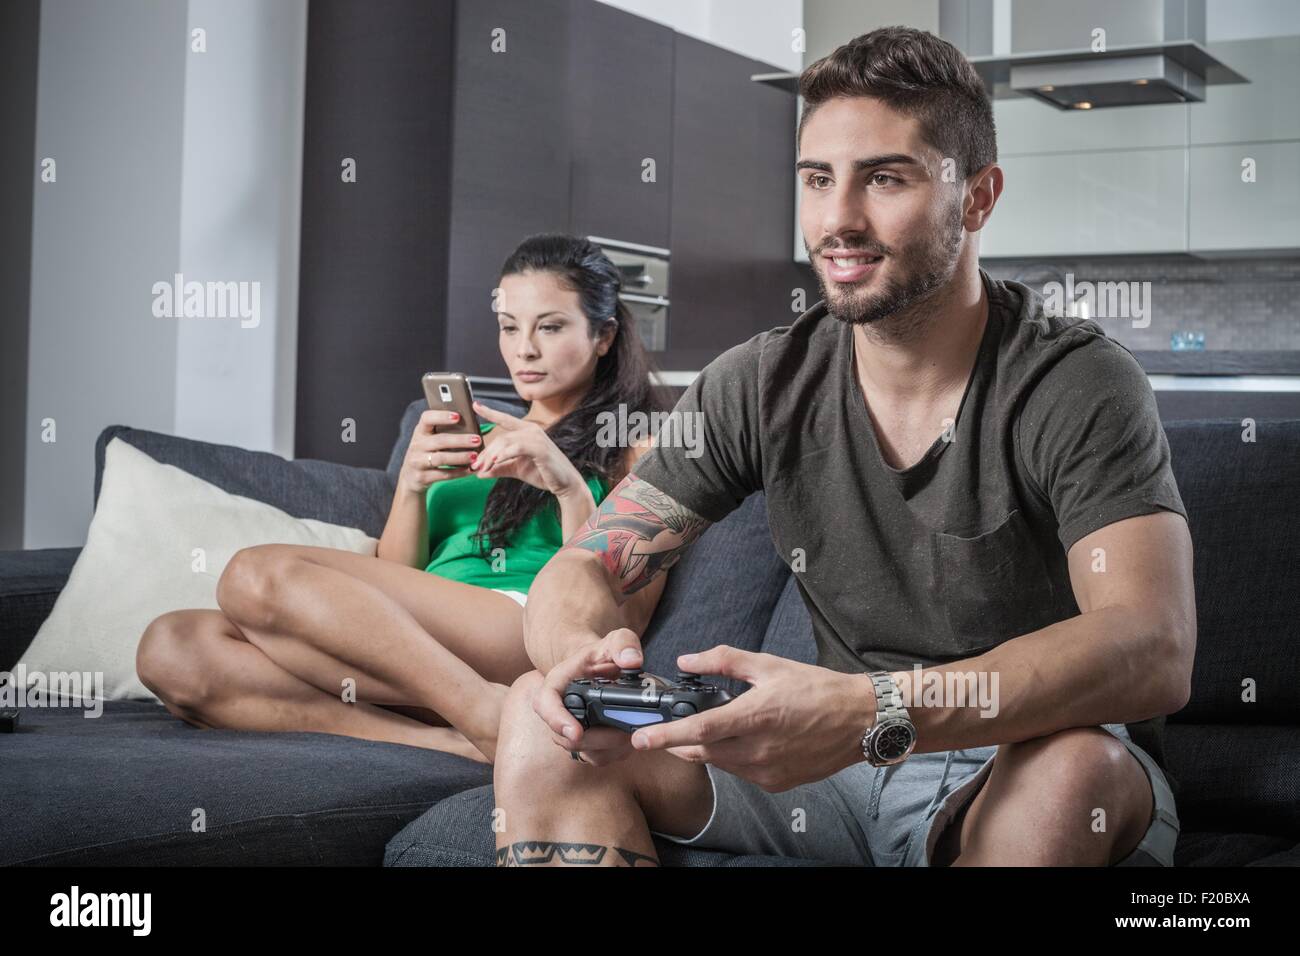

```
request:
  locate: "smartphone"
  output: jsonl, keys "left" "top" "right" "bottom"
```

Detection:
{"left": 421, "top": 372, "right": 481, "bottom": 438}
{"left": 421, "top": 373, "right": 482, "bottom": 472}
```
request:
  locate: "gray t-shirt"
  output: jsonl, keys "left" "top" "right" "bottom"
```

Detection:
{"left": 635, "top": 268, "right": 1188, "bottom": 788}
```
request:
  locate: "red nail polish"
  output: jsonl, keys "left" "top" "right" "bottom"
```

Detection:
{"left": 450, "top": 412, "right": 459, "bottom": 421}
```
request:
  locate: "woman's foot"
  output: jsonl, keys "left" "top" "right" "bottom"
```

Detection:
{"left": 425, "top": 725, "right": 492, "bottom": 764}
{"left": 460, "top": 682, "right": 510, "bottom": 763}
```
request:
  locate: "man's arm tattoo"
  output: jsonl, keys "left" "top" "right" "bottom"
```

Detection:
{"left": 565, "top": 473, "right": 712, "bottom": 595}
{"left": 496, "top": 841, "right": 658, "bottom": 866}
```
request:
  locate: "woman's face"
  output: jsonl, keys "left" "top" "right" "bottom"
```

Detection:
{"left": 495, "top": 270, "right": 615, "bottom": 405}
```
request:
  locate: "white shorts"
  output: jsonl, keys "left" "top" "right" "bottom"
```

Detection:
{"left": 491, "top": 588, "right": 528, "bottom": 607}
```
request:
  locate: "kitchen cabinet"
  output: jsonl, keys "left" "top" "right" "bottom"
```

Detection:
{"left": 295, "top": 0, "right": 456, "bottom": 468}
{"left": 567, "top": 1, "right": 674, "bottom": 249}
{"left": 1189, "top": 141, "right": 1300, "bottom": 251}
{"left": 1185, "top": 36, "right": 1300, "bottom": 253}
{"left": 444, "top": 0, "right": 574, "bottom": 375}
{"left": 666, "top": 32, "right": 807, "bottom": 371}
{"left": 1190, "top": 37, "right": 1300, "bottom": 144}
{"left": 981, "top": 148, "right": 1188, "bottom": 257}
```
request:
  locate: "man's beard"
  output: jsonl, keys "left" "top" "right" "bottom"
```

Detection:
{"left": 812, "top": 198, "right": 965, "bottom": 342}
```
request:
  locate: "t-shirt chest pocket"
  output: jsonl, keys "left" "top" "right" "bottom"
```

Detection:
{"left": 931, "top": 508, "right": 1058, "bottom": 656}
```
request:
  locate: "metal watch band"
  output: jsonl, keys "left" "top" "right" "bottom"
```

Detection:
{"left": 869, "top": 671, "right": 906, "bottom": 721}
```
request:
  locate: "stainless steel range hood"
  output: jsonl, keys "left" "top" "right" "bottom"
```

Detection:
{"left": 963, "top": 0, "right": 1247, "bottom": 109}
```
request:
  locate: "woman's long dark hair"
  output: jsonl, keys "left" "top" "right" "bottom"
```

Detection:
{"left": 471, "top": 233, "right": 671, "bottom": 555}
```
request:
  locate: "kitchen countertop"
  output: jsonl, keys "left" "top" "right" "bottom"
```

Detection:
{"left": 1133, "top": 351, "right": 1300, "bottom": 375}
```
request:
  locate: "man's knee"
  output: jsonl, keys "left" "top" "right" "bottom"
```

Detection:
{"left": 998, "top": 727, "right": 1151, "bottom": 843}
{"left": 1002, "top": 728, "right": 1139, "bottom": 790}
{"left": 495, "top": 670, "right": 591, "bottom": 794}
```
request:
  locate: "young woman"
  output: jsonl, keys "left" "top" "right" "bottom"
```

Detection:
{"left": 136, "top": 234, "right": 671, "bottom": 763}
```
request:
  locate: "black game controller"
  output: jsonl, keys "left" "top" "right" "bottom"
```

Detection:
{"left": 563, "top": 669, "right": 733, "bottom": 733}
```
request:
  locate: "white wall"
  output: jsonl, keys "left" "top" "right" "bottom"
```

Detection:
{"left": 597, "top": 0, "right": 805, "bottom": 71}
{"left": 26, "top": 0, "right": 186, "bottom": 549}
{"left": 174, "top": 0, "right": 307, "bottom": 455}
{"left": 24, "top": 0, "right": 307, "bottom": 548}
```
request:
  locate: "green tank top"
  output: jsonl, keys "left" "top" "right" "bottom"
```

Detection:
{"left": 423, "top": 422, "right": 610, "bottom": 592}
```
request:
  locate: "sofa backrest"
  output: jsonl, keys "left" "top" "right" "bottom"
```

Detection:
{"left": 1162, "top": 418, "right": 1300, "bottom": 724}
{"left": 93, "top": 425, "right": 396, "bottom": 539}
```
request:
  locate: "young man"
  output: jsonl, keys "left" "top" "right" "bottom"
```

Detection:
{"left": 492, "top": 26, "right": 1195, "bottom": 866}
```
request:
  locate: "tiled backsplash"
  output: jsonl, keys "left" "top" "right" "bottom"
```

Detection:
{"left": 982, "top": 256, "right": 1300, "bottom": 351}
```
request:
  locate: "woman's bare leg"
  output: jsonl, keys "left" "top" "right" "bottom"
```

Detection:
{"left": 139, "top": 609, "right": 490, "bottom": 762}
{"left": 210, "top": 546, "right": 524, "bottom": 759}
{"left": 141, "top": 544, "right": 532, "bottom": 761}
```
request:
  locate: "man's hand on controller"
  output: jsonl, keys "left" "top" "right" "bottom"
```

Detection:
{"left": 632, "top": 645, "right": 877, "bottom": 792}
{"left": 533, "top": 627, "right": 647, "bottom": 767}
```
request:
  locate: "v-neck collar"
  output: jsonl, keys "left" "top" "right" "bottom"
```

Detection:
{"left": 844, "top": 271, "right": 1001, "bottom": 479}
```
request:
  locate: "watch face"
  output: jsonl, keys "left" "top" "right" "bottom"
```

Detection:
{"left": 874, "top": 720, "right": 915, "bottom": 761}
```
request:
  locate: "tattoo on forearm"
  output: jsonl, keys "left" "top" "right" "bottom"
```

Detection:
{"left": 566, "top": 472, "right": 711, "bottom": 595}
{"left": 495, "top": 841, "right": 659, "bottom": 866}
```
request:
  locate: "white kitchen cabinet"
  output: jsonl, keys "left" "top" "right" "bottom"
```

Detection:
{"left": 981, "top": 148, "right": 1188, "bottom": 257}
{"left": 1190, "top": 36, "right": 1300, "bottom": 145}
{"left": 1189, "top": 141, "right": 1300, "bottom": 251}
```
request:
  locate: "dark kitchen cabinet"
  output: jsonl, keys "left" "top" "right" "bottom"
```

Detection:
{"left": 443, "top": 0, "right": 574, "bottom": 376}
{"left": 295, "top": 0, "right": 455, "bottom": 468}
{"left": 663, "top": 33, "right": 810, "bottom": 371}
{"left": 566, "top": 2, "right": 674, "bottom": 249}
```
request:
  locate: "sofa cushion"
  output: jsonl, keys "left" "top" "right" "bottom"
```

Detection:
{"left": 759, "top": 574, "right": 817, "bottom": 664}
{"left": 383, "top": 784, "right": 827, "bottom": 867}
{"left": 1163, "top": 722, "right": 1300, "bottom": 839}
{"left": 0, "top": 701, "right": 491, "bottom": 865}
{"left": 95, "top": 424, "right": 395, "bottom": 540}
{"left": 1163, "top": 419, "right": 1300, "bottom": 724}
{"left": 1173, "top": 831, "right": 1298, "bottom": 866}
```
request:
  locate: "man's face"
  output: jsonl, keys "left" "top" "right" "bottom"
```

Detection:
{"left": 798, "top": 96, "right": 967, "bottom": 329}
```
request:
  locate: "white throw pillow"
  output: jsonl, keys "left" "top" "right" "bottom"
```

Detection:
{"left": 15, "top": 437, "right": 378, "bottom": 702}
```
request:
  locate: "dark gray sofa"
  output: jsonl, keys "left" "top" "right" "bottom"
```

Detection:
{"left": 2, "top": 400, "right": 1298, "bottom": 866}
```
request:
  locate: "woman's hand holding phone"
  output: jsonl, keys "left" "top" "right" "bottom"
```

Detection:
{"left": 469, "top": 401, "right": 586, "bottom": 498}
{"left": 398, "top": 409, "right": 483, "bottom": 495}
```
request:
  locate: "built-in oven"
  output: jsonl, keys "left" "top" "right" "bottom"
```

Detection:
{"left": 588, "top": 236, "right": 669, "bottom": 353}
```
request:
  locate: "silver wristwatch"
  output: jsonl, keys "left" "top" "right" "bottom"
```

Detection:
{"left": 860, "top": 671, "right": 917, "bottom": 767}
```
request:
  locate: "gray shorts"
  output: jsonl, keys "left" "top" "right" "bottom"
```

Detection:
{"left": 652, "top": 723, "right": 1179, "bottom": 866}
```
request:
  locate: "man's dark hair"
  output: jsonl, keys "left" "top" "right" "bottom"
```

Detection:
{"left": 798, "top": 26, "right": 997, "bottom": 178}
